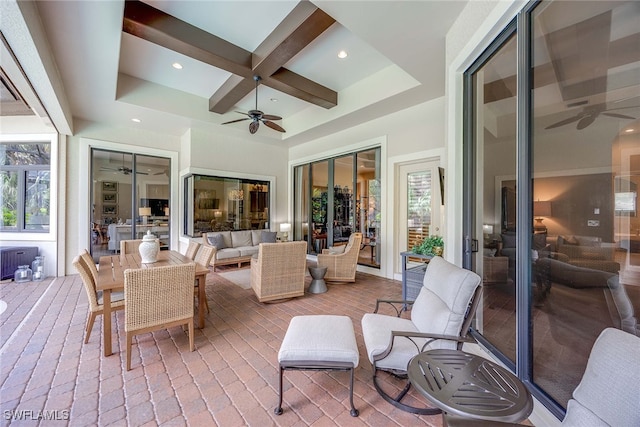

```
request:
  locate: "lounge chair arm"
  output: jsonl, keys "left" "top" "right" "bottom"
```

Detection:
{"left": 374, "top": 299, "right": 415, "bottom": 317}
{"left": 373, "top": 331, "right": 475, "bottom": 363}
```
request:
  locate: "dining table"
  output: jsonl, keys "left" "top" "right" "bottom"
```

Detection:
{"left": 96, "top": 250, "right": 210, "bottom": 357}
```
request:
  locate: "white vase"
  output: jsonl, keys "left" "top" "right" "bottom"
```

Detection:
{"left": 139, "top": 230, "right": 160, "bottom": 263}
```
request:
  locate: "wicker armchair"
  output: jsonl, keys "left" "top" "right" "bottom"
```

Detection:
{"left": 124, "top": 263, "right": 196, "bottom": 370}
{"left": 120, "top": 239, "right": 143, "bottom": 255}
{"left": 73, "top": 255, "right": 125, "bottom": 344}
{"left": 317, "top": 232, "right": 363, "bottom": 282}
{"left": 184, "top": 241, "right": 201, "bottom": 260}
{"left": 251, "top": 241, "right": 307, "bottom": 302}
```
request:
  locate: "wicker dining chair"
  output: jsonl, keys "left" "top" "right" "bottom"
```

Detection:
{"left": 73, "top": 255, "right": 125, "bottom": 344}
{"left": 193, "top": 245, "right": 214, "bottom": 313}
{"left": 317, "top": 232, "right": 363, "bottom": 282}
{"left": 184, "top": 241, "right": 201, "bottom": 260}
{"left": 120, "top": 239, "right": 143, "bottom": 255}
{"left": 80, "top": 249, "right": 99, "bottom": 284}
{"left": 124, "top": 263, "right": 196, "bottom": 370}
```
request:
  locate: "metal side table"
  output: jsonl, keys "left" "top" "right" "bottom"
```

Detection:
{"left": 308, "top": 266, "right": 328, "bottom": 294}
{"left": 408, "top": 349, "right": 533, "bottom": 424}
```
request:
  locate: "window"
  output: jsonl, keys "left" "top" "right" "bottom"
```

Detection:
{"left": 184, "top": 174, "right": 271, "bottom": 237}
{"left": 0, "top": 142, "right": 51, "bottom": 232}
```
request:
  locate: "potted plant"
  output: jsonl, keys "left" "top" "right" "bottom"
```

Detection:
{"left": 412, "top": 235, "right": 444, "bottom": 257}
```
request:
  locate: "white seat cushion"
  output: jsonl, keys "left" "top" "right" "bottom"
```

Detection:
{"left": 362, "top": 313, "right": 423, "bottom": 370}
{"left": 279, "top": 315, "right": 359, "bottom": 367}
{"left": 563, "top": 328, "right": 640, "bottom": 426}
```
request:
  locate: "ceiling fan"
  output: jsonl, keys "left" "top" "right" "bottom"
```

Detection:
{"left": 100, "top": 153, "right": 148, "bottom": 175}
{"left": 545, "top": 101, "right": 637, "bottom": 130}
{"left": 221, "top": 76, "right": 286, "bottom": 134}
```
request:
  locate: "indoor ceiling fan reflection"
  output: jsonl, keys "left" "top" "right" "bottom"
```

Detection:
{"left": 221, "top": 76, "right": 286, "bottom": 134}
{"left": 99, "top": 153, "right": 148, "bottom": 175}
{"left": 546, "top": 101, "right": 638, "bottom": 130}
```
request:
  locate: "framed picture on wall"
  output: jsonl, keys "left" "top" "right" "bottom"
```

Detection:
{"left": 102, "top": 205, "right": 118, "bottom": 215}
{"left": 102, "top": 181, "right": 117, "bottom": 192}
{"left": 103, "top": 193, "right": 117, "bottom": 204}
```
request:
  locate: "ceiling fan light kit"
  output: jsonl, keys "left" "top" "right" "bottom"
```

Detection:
{"left": 221, "top": 76, "right": 286, "bottom": 134}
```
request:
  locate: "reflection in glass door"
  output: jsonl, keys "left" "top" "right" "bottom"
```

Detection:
{"left": 470, "top": 32, "right": 518, "bottom": 364}
{"left": 465, "top": 0, "right": 640, "bottom": 415}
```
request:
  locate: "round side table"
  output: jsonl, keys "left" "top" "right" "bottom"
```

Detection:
{"left": 308, "top": 266, "right": 328, "bottom": 294}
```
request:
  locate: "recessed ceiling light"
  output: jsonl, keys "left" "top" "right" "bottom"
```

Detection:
{"left": 270, "top": 98, "right": 278, "bottom": 102}
{"left": 132, "top": 118, "right": 141, "bottom": 123}
{"left": 337, "top": 50, "right": 348, "bottom": 59}
{"left": 172, "top": 62, "right": 183, "bottom": 69}
{"left": 625, "top": 128, "right": 635, "bottom": 133}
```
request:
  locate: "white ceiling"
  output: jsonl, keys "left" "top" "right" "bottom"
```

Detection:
{"left": 25, "top": 0, "right": 467, "bottom": 145}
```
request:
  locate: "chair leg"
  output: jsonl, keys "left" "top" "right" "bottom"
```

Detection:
{"left": 85, "top": 312, "right": 97, "bottom": 344}
{"left": 188, "top": 320, "right": 194, "bottom": 352}
{"left": 126, "top": 332, "right": 132, "bottom": 371}
{"left": 274, "top": 365, "right": 284, "bottom": 415}
{"left": 372, "top": 364, "right": 442, "bottom": 415}
{"left": 349, "top": 367, "right": 359, "bottom": 417}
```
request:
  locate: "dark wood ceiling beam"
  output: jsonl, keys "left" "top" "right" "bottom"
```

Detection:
{"left": 208, "top": 75, "right": 255, "bottom": 114}
{"left": 123, "top": 0, "right": 252, "bottom": 76}
{"left": 123, "top": 0, "right": 338, "bottom": 114}
{"left": 266, "top": 68, "right": 337, "bottom": 109}
{"left": 209, "top": 1, "right": 336, "bottom": 113}
{"left": 484, "top": 32, "right": 640, "bottom": 104}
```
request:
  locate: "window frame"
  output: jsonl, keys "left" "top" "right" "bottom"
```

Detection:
{"left": 1, "top": 137, "right": 55, "bottom": 234}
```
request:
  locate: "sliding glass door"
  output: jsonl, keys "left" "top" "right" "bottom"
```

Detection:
{"left": 294, "top": 147, "right": 381, "bottom": 267}
{"left": 465, "top": 0, "right": 640, "bottom": 418}
{"left": 90, "top": 149, "right": 170, "bottom": 261}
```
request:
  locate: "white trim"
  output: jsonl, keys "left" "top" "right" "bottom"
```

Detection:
{"left": 387, "top": 148, "right": 445, "bottom": 280}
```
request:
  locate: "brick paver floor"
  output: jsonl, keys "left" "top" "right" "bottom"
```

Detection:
{"left": 0, "top": 267, "right": 444, "bottom": 426}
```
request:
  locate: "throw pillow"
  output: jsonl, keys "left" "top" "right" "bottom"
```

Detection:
{"left": 261, "top": 231, "right": 277, "bottom": 243}
{"left": 329, "top": 245, "right": 346, "bottom": 255}
{"left": 532, "top": 233, "right": 547, "bottom": 250}
{"left": 207, "top": 234, "right": 226, "bottom": 249}
{"left": 501, "top": 232, "right": 516, "bottom": 248}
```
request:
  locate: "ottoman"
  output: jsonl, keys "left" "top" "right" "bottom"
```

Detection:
{"left": 275, "top": 315, "right": 360, "bottom": 417}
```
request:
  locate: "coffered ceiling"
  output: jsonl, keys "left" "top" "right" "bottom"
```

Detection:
{"left": 5, "top": 0, "right": 467, "bottom": 145}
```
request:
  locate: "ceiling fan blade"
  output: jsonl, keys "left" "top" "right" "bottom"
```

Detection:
{"left": 577, "top": 115, "right": 596, "bottom": 130}
{"left": 221, "top": 117, "right": 251, "bottom": 125}
{"left": 602, "top": 112, "right": 636, "bottom": 120}
{"left": 249, "top": 120, "right": 260, "bottom": 134}
{"left": 136, "top": 171, "right": 149, "bottom": 175}
{"left": 545, "top": 115, "right": 582, "bottom": 129}
{"left": 261, "top": 114, "right": 282, "bottom": 121}
{"left": 263, "top": 120, "right": 286, "bottom": 133}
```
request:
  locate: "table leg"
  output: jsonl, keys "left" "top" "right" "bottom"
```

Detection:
{"left": 103, "top": 289, "right": 112, "bottom": 357}
{"left": 197, "top": 274, "right": 205, "bottom": 328}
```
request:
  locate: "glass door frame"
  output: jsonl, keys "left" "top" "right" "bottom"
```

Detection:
{"left": 462, "top": 1, "right": 566, "bottom": 419}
